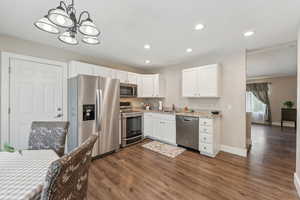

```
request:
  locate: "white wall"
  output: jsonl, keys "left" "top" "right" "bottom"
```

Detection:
{"left": 0, "top": 34, "right": 145, "bottom": 73}
{"left": 147, "top": 50, "right": 247, "bottom": 151}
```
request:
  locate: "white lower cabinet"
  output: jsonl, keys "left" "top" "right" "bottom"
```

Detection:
{"left": 143, "top": 113, "right": 176, "bottom": 145}
{"left": 143, "top": 113, "right": 154, "bottom": 137}
{"left": 198, "top": 118, "right": 220, "bottom": 157}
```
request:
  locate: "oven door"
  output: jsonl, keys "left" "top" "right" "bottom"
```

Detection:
{"left": 125, "top": 115, "right": 142, "bottom": 138}
{"left": 120, "top": 84, "right": 137, "bottom": 98}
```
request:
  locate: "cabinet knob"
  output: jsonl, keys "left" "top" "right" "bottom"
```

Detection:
{"left": 204, "top": 147, "right": 207, "bottom": 150}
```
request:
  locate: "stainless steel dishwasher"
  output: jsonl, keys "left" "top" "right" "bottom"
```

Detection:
{"left": 176, "top": 115, "right": 199, "bottom": 150}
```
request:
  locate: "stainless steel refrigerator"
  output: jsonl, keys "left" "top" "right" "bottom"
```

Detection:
{"left": 67, "top": 75, "right": 120, "bottom": 157}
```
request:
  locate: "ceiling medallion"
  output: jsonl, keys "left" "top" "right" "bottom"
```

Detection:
{"left": 34, "top": 0, "right": 101, "bottom": 45}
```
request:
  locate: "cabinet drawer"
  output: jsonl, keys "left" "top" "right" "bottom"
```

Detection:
{"left": 199, "top": 126, "right": 213, "bottom": 134}
{"left": 199, "top": 118, "right": 213, "bottom": 126}
{"left": 200, "top": 133, "right": 213, "bottom": 144}
{"left": 199, "top": 143, "right": 213, "bottom": 154}
{"left": 144, "top": 113, "right": 154, "bottom": 118}
{"left": 153, "top": 113, "right": 175, "bottom": 121}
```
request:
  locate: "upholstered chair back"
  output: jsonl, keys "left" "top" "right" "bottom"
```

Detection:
{"left": 28, "top": 121, "right": 69, "bottom": 157}
{"left": 41, "top": 134, "right": 98, "bottom": 200}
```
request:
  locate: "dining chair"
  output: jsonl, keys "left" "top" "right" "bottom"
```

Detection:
{"left": 28, "top": 121, "right": 70, "bottom": 157}
{"left": 40, "top": 134, "right": 98, "bottom": 200}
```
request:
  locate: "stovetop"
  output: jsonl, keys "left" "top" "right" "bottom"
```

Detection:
{"left": 120, "top": 102, "right": 143, "bottom": 116}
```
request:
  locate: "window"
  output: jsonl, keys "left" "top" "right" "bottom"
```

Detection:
{"left": 246, "top": 92, "right": 266, "bottom": 122}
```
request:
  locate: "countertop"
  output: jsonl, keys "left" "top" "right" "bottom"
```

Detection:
{"left": 133, "top": 108, "right": 221, "bottom": 119}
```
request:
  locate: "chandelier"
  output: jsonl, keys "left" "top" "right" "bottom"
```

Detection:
{"left": 34, "top": 0, "right": 101, "bottom": 45}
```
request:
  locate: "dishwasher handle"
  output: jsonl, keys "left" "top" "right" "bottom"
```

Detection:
{"left": 183, "top": 117, "right": 192, "bottom": 122}
{"left": 178, "top": 116, "right": 197, "bottom": 122}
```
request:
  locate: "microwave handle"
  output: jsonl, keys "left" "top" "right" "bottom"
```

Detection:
{"left": 134, "top": 86, "right": 137, "bottom": 97}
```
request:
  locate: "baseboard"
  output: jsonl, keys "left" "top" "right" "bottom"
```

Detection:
{"left": 294, "top": 173, "right": 300, "bottom": 197}
{"left": 220, "top": 145, "right": 247, "bottom": 157}
{"left": 272, "top": 122, "right": 295, "bottom": 128}
{"left": 252, "top": 121, "right": 295, "bottom": 128}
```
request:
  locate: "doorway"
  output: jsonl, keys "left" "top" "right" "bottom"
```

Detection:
{"left": 245, "top": 42, "right": 297, "bottom": 162}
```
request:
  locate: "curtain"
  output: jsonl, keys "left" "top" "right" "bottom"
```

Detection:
{"left": 246, "top": 83, "right": 272, "bottom": 123}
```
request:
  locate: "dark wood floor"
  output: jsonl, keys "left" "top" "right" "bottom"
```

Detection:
{"left": 88, "top": 124, "right": 298, "bottom": 200}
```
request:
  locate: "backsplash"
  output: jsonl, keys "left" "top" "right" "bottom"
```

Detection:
{"left": 121, "top": 98, "right": 221, "bottom": 112}
{"left": 144, "top": 98, "right": 221, "bottom": 111}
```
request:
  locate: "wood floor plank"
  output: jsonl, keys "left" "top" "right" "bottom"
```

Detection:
{"left": 88, "top": 125, "right": 299, "bottom": 200}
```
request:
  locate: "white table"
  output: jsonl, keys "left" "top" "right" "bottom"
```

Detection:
{"left": 0, "top": 150, "right": 58, "bottom": 200}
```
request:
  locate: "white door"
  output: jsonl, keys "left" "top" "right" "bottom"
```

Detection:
{"left": 182, "top": 69, "right": 198, "bottom": 97}
{"left": 142, "top": 75, "right": 154, "bottom": 97}
{"left": 10, "top": 58, "right": 63, "bottom": 149}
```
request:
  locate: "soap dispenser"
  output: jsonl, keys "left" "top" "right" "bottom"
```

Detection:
{"left": 158, "top": 101, "right": 163, "bottom": 111}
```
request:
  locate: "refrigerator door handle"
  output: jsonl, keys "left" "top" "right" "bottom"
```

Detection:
{"left": 96, "top": 89, "right": 101, "bottom": 132}
{"left": 99, "top": 89, "right": 103, "bottom": 131}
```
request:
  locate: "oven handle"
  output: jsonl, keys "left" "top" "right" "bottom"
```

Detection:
{"left": 134, "top": 86, "right": 137, "bottom": 97}
{"left": 122, "top": 113, "right": 143, "bottom": 118}
{"left": 122, "top": 135, "right": 143, "bottom": 141}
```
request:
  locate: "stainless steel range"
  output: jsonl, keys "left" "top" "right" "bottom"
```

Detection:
{"left": 120, "top": 102, "right": 143, "bottom": 147}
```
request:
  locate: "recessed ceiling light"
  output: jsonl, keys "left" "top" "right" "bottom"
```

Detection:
{"left": 145, "top": 60, "right": 151, "bottom": 64}
{"left": 194, "top": 24, "right": 205, "bottom": 30}
{"left": 244, "top": 31, "right": 255, "bottom": 37}
{"left": 186, "top": 48, "right": 193, "bottom": 53}
{"left": 144, "top": 44, "right": 151, "bottom": 49}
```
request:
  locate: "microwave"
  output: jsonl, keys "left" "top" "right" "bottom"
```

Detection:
{"left": 120, "top": 83, "right": 138, "bottom": 98}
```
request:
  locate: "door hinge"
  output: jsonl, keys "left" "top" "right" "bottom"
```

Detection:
{"left": 8, "top": 67, "right": 11, "bottom": 74}
{"left": 8, "top": 107, "right": 11, "bottom": 114}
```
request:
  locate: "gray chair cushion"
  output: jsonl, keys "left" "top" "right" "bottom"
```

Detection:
{"left": 41, "top": 134, "right": 98, "bottom": 200}
{"left": 28, "top": 121, "right": 69, "bottom": 157}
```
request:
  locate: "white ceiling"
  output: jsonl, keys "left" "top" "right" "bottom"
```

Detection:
{"left": 0, "top": 0, "right": 300, "bottom": 68}
{"left": 247, "top": 43, "right": 297, "bottom": 78}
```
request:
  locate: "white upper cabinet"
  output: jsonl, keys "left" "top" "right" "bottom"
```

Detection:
{"left": 93, "top": 66, "right": 113, "bottom": 78}
{"left": 69, "top": 61, "right": 112, "bottom": 78}
{"left": 141, "top": 75, "right": 154, "bottom": 97}
{"left": 139, "top": 74, "right": 164, "bottom": 98}
{"left": 69, "top": 61, "right": 94, "bottom": 77}
{"left": 127, "top": 72, "right": 138, "bottom": 84}
{"left": 153, "top": 74, "right": 161, "bottom": 97}
{"left": 182, "top": 68, "right": 198, "bottom": 97}
{"left": 137, "top": 75, "right": 143, "bottom": 98}
{"left": 182, "top": 64, "right": 221, "bottom": 98}
{"left": 115, "top": 70, "right": 128, "bottom": 83}
{"left": 69, "top": 61, "right": 165, "bottom": 99}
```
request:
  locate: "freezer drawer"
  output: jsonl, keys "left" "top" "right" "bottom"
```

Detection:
{"left": 176, "top": 116, "right": 199, "bottom": 150}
